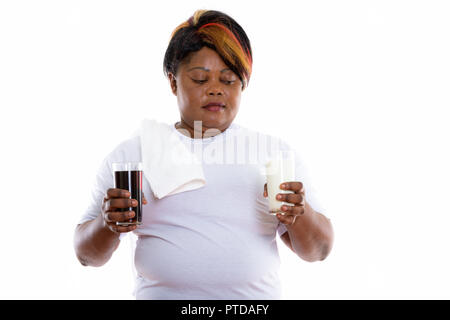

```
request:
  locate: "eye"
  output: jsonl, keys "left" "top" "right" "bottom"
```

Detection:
{"left": 192, "top": 79, "right": 207, "bottom": 84}
{"left": 222, "top": 80, "right": 236, "bottom": 85}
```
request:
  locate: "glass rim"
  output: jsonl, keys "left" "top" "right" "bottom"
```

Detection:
{"left": 112, "top": 162, "right": 143, "bottom": 171}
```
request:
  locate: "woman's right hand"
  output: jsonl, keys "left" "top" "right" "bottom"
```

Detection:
{"left": 101, "top": 188, "right": 147, "bottom": 234}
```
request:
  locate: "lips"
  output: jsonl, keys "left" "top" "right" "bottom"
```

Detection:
{"left": 202, "top": 102, "right": 225, "bottom": 112}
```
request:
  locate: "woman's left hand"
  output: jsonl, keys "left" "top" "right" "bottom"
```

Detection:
{"left": 264, "top": 181, "right": 306, "bottom": 226}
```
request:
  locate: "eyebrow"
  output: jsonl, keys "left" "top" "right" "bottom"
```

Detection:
{"left": 187, "top": 67, "right": 231, "bottom": 73}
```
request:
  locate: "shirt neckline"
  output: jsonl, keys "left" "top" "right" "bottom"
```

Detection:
{"left": 172, "top": 122, "right": 238, "bottom": 143}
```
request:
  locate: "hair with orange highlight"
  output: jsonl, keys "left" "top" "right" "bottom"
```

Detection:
{"left": 163, "top": 10, "right": 253, "bottom": 89}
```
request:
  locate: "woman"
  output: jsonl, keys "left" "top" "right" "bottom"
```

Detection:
{"left": 74, "top": 9, "right": 333, "bottom": 299}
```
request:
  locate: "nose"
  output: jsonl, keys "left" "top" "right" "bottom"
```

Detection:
{"left": 206, "top": 81, "right": 224, "bottom": 96}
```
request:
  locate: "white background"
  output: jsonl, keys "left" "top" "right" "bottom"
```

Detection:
{"left": 1, "top": 0, "right": 449, "bottom": 299}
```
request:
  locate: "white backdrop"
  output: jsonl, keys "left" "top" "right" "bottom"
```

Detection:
{"left": 1, "top": 0, "right": 449, "bottom": 299}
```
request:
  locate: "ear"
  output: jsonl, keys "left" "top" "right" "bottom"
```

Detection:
{"left": 168, "top": 72, "right": 177, "bottom": 96}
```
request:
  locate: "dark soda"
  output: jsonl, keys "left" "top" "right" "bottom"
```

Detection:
{"left": 114, "top": 170, "right": 142, "bottom": 225}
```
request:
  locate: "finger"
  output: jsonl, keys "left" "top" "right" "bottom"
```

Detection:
{"left": 105, "top": 210, "right": 135, "bottom": 223}
{"left": 143, "top": 195, "right": 148, "bottom": 205}
{"left": 276, "top": 213, "right": 297, "bottom": 226}
{"left": 106, "top": 198, "right": 138, "bottom": 211}
{"left": 105, "top": 188, "right": 131, "bottom": 201}
{"left": 109, "top": 223, "right": 137, "bottom": 233}
{"left": 276, "top": 192, "right": 304, "bottom": 205}
{"left": 279, "top": 204, "right": 294, "bottom": 214}
{"left": 280, "top": 204, "right": 305, "bottom": 216}
{"left": 280, "top": 181, "right": 304, "bottom": 194}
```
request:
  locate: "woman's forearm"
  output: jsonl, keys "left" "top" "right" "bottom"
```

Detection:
{"left": 286, "top": 202, "right": 334, "bottom": 262}
{"left": 74, "top": 214, "right": 121, "bottom": 267}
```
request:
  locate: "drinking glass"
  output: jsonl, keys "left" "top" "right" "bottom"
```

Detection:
{"left": 265, "top": 151, "right": 295, "bottom": 215}
{"left": 112, "top": 162, "right": 143, "bottom": 226}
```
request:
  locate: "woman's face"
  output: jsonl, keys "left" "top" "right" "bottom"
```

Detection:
{"left": 169, "top": 46, "right": 243, "bottom": 136}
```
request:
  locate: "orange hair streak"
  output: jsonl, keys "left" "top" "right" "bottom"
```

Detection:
{"left": 198, "top": 22, "right": 252, "bottom": 85}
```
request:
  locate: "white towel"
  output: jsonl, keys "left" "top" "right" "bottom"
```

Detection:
{"left": 139, "top": 119, "right": 206, "bottom": 199}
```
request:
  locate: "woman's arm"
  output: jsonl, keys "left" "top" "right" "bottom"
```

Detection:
{"left": 74, "top": 214, "right": 121, "bottom": 267}
{"left": 74, "top": 188, "right": 142, "bottom": 267}
{"left": 281, "top": 202, "right": 334, "bottom": 262}
{"left": 264, "top": 182, "right": 334, "bottom": 262}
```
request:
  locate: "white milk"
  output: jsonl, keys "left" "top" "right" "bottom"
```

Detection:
{"left": 265, "top": 151, "right": 295, "bottom": 215}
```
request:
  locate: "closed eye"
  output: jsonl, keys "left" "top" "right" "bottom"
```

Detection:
{"left": 192, "top": 79, "right": 207, "bottom": 84}
{"left": 222, "top": 80, "right": 236, "bottom": 85}
{"left": 191, "top": 78, "right": 236, "bottom": 85}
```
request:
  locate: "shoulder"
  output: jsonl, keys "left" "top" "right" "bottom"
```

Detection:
{"left": 88, "top": 135, "right": 141, "bottom": 187}
{"left": 104, "top": 135, "right": 142, "bottom": 164}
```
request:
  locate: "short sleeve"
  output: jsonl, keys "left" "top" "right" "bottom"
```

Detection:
{"left": 78, "top": 136, "right": 142, "bottom": 241}
{"left": 78, "top": 136, "right": 142, "bottom": 227}
{"left": 293, "top": 149, "right": 327, "bottom": 215}
{"left": 279, "top": 140, "right": 328, "bottom": 217}
{"left": 78, "top": 157, "right": 114, "bottom": 225}
{"left": 277, "top": 222, "right": 288, "bottom": 237}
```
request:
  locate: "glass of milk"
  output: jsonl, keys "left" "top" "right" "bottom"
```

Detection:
{"left": 265, "top": 150, "right": 295, "bottom": 215}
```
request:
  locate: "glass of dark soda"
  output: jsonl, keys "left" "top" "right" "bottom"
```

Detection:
{"left": 112, "top": 162, "right": 143, "bottom": 226}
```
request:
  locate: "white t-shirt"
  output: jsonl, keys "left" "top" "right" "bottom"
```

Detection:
{"left": 79, "top": 122, "right": 325, "bottom": 299}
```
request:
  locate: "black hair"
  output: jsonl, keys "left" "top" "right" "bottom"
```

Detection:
{"left": 163, "top": 10, "right": 252, "bottom": 88}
